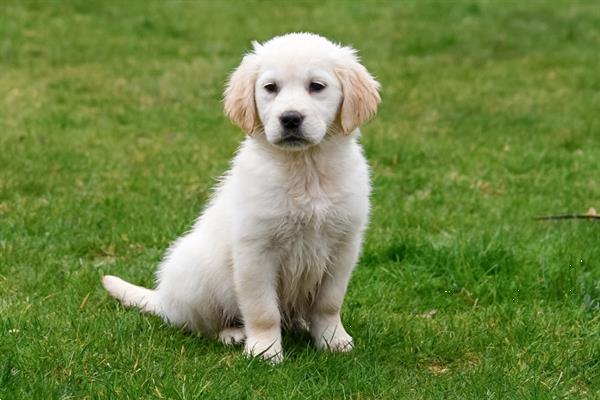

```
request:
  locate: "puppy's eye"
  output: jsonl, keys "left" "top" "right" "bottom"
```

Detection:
{"left": 263, "top": 83, "right": 278, "bottom": 94}
{"left": 309, "top": 81, "right": 326, "bottom": 93}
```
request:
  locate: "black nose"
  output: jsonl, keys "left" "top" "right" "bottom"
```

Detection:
{"left": 279, "top": 111, "right": 304, "bottom": 130}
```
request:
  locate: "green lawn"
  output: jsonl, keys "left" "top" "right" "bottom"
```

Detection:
{"left": 1, "top": 0, "right": 599, "bottom": 398}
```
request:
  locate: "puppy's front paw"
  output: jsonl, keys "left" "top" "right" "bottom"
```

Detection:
{"left": 244, "top": 336, "right": 283, "bottom": 364}
{"left": 315, "top": 330, "right": 354, "bottom": 352}
{"left": 311, "top": 320, "right": 354, "bottom": 352}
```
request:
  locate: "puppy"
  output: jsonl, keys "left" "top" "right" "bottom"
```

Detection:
{"left": 102, "top": 33, "right": 381, "bottom": 363}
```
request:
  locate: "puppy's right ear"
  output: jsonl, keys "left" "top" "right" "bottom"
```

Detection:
{"left": 224, "top": 53, "right": 261, "bottom": 135}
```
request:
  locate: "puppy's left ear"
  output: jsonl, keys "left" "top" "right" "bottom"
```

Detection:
{"left": 335, "top": 51, "right": 381, "bottom": 135}
{"left": 224, "top": 53, "right": 261, "bottom": 135}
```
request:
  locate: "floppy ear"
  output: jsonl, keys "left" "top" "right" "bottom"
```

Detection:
{"left": 335, "top": 54, "right": 381, "bottom": 134}
{"left": 223, "top": 53, "right": 261, "bottom": 135}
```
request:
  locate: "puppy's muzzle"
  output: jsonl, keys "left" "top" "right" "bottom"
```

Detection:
{"left": 279, "top": 111, "right": 304, "bottom": 130}
{"left": 278, "top": 111, "right": 309, "bottom": 146}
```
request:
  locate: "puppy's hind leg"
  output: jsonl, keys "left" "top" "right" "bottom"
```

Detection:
{"left": 218, "top": 326, "right": 246, "bottom": 345}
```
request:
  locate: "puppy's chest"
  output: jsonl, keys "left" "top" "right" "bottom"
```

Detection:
{"left": 272, "top": 179, "right": 353, "bottom": 253}
{"left": 271, "top": 184, "right": 352, "bottom": 289}
{"left": 273, "top": 205, "right": 350, "bottom": 252}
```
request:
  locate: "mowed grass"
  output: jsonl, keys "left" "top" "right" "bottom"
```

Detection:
{"left": 1, "top": 0, "right": 599, "bottom": 398}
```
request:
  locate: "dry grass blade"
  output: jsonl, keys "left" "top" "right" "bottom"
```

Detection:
{"left": 535, "top": 208, "right": 599, "bottom": 221}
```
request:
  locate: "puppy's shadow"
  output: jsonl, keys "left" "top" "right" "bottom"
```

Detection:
{"left": 155, "top": 316, "right": 330, "bottom": 363}
{"left": 281, "top": 329, "right": 317, "bottom": 360}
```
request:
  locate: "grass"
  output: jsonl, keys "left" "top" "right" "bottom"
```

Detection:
{"left": 1, "top": 0, "right": 599, "bottom": 398}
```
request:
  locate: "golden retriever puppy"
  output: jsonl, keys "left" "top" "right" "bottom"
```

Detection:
{"left": 103, "top": 33, "right": 381, "bottom": 363}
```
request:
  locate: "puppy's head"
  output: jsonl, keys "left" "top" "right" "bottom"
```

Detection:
{"left": 224, "top": 33, "right": 381, "bottom": 150}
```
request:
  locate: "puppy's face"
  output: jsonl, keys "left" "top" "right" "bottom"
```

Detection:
{"left": 254, "top": 61, "right": 342, "bottom": 150}
{"left": 224, "top": 33, "right": 381, "bottom": 151}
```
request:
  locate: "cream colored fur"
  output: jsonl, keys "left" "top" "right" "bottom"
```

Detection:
{"left": 103, "top": 33, "right": 381, "bottom": 364}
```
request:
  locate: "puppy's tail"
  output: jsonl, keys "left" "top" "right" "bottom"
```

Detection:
{"left": 102, "top": 275, "right": 160, "bottom": 315}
